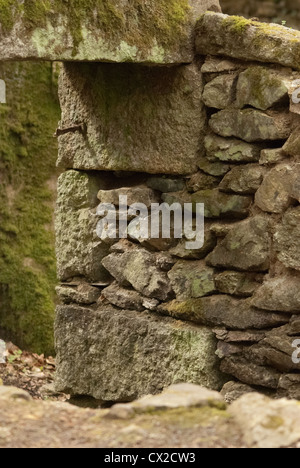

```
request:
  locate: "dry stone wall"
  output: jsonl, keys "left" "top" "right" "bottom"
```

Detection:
{"left": 54, "top": 12, "right": 300, "bottom": 402}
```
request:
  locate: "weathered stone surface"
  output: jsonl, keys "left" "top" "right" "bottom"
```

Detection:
{"left": 274, "top": 207, "right": 300, "bottom": 271}
{"left": 161, "top": 191, "right": 192, "bottom": 207}
{"left": 207, "top": 216, "right": 271, "bottom": 272}
{"left": 202, "top": 74, "right": 237, "bottom": 109}
{"left": 147, "top": 177, "right": 185, "bottom": 193}
{"left": 191, "top": 189, "right": 251, "bottom": 218}
{"left": 56, "top": 284, "right": 101, "bottom": 305}
{"left": 220, "top": 357, "right": 281, "bottom": 389}
{"left": 221, "top": 381, "right": 256, "bottom": 404}
{"left": 55, "top": 305, "right": 225, "bottom": 401}
{"left": 0, "top": 0, "right": 221, "bottom": 64}
{"left": 259, "top": 148, "right": 286, "bottom": 166}
{"left": 205, "top": 135, "right": 262, "bottom": 163}
{"left": 56, "top": 171, "right": 111, "bottom": 282}
{"left": 170, "top": 226, "right": 216, "bottom": 259}
{"left": 101, "top": 249, "right": 173, "bottom": 301}
{"left": 98, "top": 187, "right": 159, "bottom": 208}
{"left": 209, "top": 109, "right": 292, "bottom": 143}
{"left": 168, "top": 261, "right": 216, "bottom": 300}
{"left": 214, "top": 329, "right": 265, "bottom": 344}
{"left": 57, "top": 62, "right": 206, "bottom": 175}
{"left": 198, "top": 157, "right": 231, "bottom": 177}
{"left": 220, "top": 164, "right": 266, "bottom": 194}
{"left": 0, "top": 340, "right": 6, "bottom": 364}
{"left": 283, "top": 127, "right": 300, "bottom": 157}
{"left": 108, "top": 384, "right": 225, "bottom": 418}
{"left": 229, "top": 393, "right": 300, "bottom": 448}
{"left": 215, "top": 271, "right": 263, "bottom": 297}
{"left": 196, "top": 13, "right": 300, "bottom": 71}
{"left": 278, "top": 374, "right": 300, "bottom": 400}
{"left": 102, "top": 282, "right": 145, "bottom": 311}
{"left": 236, "top": 67, "right": 288, "bottom": 110}
{"left": 252, "top": 275, "right": 300, "bottom": 313}
{"left": 159, "top": 296, "right": 288, "bottom": 330}
{"left": 187, "top": 171, "right": 219, "bottom": 192}
{"left": 255, "top": 164, "right": 294, "bottom": 213}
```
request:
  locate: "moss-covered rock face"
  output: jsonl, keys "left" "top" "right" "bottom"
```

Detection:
{"left": 196, "top": 12, "right": 300, "bottom": 70}
{"left": 0, "top": 62, "right": 61, "bottom": 354}
{"left": 0, "top": 0, "right": 220, "bottom": 64}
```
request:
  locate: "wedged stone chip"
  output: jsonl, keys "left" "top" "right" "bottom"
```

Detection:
{"left": 187, "top": 171, "right": 220, "bottom": 192}
{"left": 98, "top": 187, "right": 159, "bottom": 208}
{"left": 207, "top": 216, "right": 271, "bottom": 272}
{"left": 168, "top": 261, "right": 216, "bottom": 300}
{"left": 220, "top": 164, "right": 266, "bottom": 194}
{"left": 56, "top": 171, "right": 111, "bottom": 282}
{"left": 255, "top": 164, "right": 295, "bottom": 213}
{"left": 195, "top": 13, "right": 300, "bottom": 71}
{"left": 198, "top": 157, "right": 231, "bottom": 177}
{"left": 202, "top": 74, "right": 237, "bottom": 109}
{"left": 56, "top": 284, "right": 101, "bottom": 305}
{"left": 54, "top": 305, "right": 225, "bottom": 401}
{"left": 201, "top": 56, "right": 246, "bottom": 73}
{"left": 283, "top": 127, "right": 300, "bottom": 157}
{"left": 215, "top": 271, "right": 263, "bottom": 297}
{"left": 57, "top": 62, "right": 206, "bottom": 175}
{"left": 259, "top": 148, "right": 286, "bottom": 166}
{"left": 209, "top": 108, "right": 292, "bottom": 142}
{"left": 214, "top": 329, "right": 266, "bottom": 344}
{"left": 252, "top": 275, "right": 300, "bottom": 313}
{"left": 0, "top": 0, "right": 221, "bottom": 63}
{"left": 229, "top": 393, "right": 300, "bottom": 448}
{"left": 158, "top": 296, "right": 288, "bottom": 330}
{"left": 169, "top": 226, "right": 216, "bottom": 260}
{"left": 191, "top": 189, "right": 251, "bottom": 218}
{"left": 236, "top": 67, "right": 288, "bottom": 110}
{"left": 101, "top": 248, "right": 173, "bottom": 301}
{"left": 274, "top": 207, "right": 300, "bottom": 271}
{"left": 147, "top": 177, "right": 186, "bottom": 193}
{"left": 220, "top": 356, "right": 281, "bottom": 389}
{"left": 102, "top": 282, "right": 145, "bottom": 311}
{"left": 204, "top": 134, "right": 262, "bottom": 163}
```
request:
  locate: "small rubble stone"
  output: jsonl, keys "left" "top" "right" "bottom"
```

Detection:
{"left": 205, "top": 134, "right": 262, "bottom": 163}
{"left": 220, "top": 164, "right": 266, "bottom": 194}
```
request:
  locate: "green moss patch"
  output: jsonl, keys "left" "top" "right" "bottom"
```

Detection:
{"left": 0, "top": 62, "right": 60, "bottom": 354}
{"left": 0, "top": 0, "right": 191, "bottom": 56}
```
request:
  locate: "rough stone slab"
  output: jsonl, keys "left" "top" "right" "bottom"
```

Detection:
{"left": 209, "top": 109, "right": 292, "bottom": 143}
{"left": 159, "top": 295, "right": 288, "bottom": 330}
{"left": 219, "top": 164, "right": 266, "bottom": 195}
{"left": 236, "top": 67, "right": 289, "bottom": 110}
{"left": 252, "top": 275, "right": 300, "bottom": 313}
{"left": 204, "top": 135, "right": 262, "bottom": 163}
{"left": 220, "top": 357, "right": 281, "bottom": 389}
{"left": 0, "top": 0, "right": 221, "bottom": 64}
{"left": 215, "top": 271, "right": 263, "bottom": 297}
{"left": 274, "top": 207, "right": 300, "bottom": 271}
{"left": 57, "top": 62, "right": 206, "bottom": 175}
{"left": 278, "top": 374, "right": 300, "bottom": 400}
{"left": 195, "top": 13, "right": 300, "bottom": 71}
{"left": 229, "top": 393, "right": 300, "bottom": 448}
{"left": 202, "top": 74, "right": 237, "bottom": 109}
{"left": 54, "top": 305, "right": 225, "bottom": 401}
{"left": 255, "top": 164, "right": 295, "bottom": 213}
{"left": 187, "top": 171, "right": 219, "bottom": 192}
{"left": 98, "top": 187, "right": 159, "bottom": 208}
{"left": 56, "top": 284, "right": 101, "bottom": 305}
{"left": 259, "top": 148, "right": 286, "bottom": 166}
{"left": 207, "top": 216, "right": 271, "bottom": 272}
{"left": 221, "top": 381, "right": 256, "bottom": 404}
{"left": 191, "top": 189, "right": 251, "bottom": 218}
{"left": 55, "top": 171, "right": 111, "bottom": 282}
{"left": 108, "top": 384, "right": 226, "bottom": 419}
{"left": 168, "top": 260, "right": 216, "bottom": 300}
{"left": 102, "top": 282, "right": 145, "bottom": 311}
{"left": 101, "top": 249, "right": 173, "bottom": 301}
{"left": 283, "top": 127, "right": 300, "bottom": 157}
